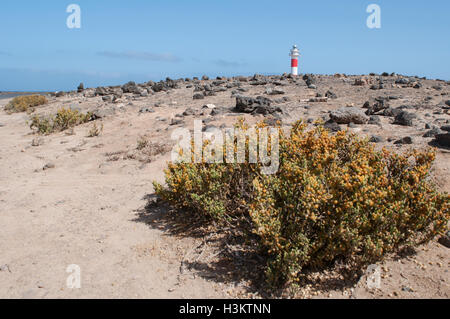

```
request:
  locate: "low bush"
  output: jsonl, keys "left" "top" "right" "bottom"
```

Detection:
{"left": 154, "top": 120, "right": 449, "bottom": 288}
{"left": 29, "top": 107, "right": 92, "bottom": 134}
{"left": 5, "top": 95, "right": 48, "bottom": 113}
{"left": 87, "top": 122, "right": 104, "bottom": 137}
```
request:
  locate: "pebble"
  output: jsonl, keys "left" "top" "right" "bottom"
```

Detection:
{"left": 43, "top": 163, "right": 55, "bottom": 170}
{"left": 0, "top": 264, "right": 11, "bottom": 272}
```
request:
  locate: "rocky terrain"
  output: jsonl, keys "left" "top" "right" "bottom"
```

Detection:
{"left": 0, "top": 73, "right": 449, "bottom": 299}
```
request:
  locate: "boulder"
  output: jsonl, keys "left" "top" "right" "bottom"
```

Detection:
{"left": 235, "top": 95, "right": 281, "bottom": 115}
{"left": 235, "top": 95, "right": 271, "bottom": 113}
{"left": 325, "top": 90, "right": 337, "bottom": 99}
{"left": 393, "top": 111, "right": 416, "bottom": 126}
{"left": 394, "top": 136, "right": 413, "bottom": 145}
{"left": 324, "top": 121, "right": 342, "bottom": 132}
{"left": 95, "top": 87, "right": 108, "bottom": 96}
{"left": 121, "top": 81, "right": 141, "bottom": 94}
{"left": 193, "top": 93, "right": 205, "bottom": 100}
{"left": 90, "top": 107, "right": 115, "bottom": 119}
{"left": 265, "top": 87, "right": 285, "bottom": 95}
{"left": 423, "top": 128, "right": 443, "bottom": 138}
{"left": 330, "top": 107, "right": 369, "bottom": 124}
{"left": 435, "top": 133, "right": 450, "bottom": 147}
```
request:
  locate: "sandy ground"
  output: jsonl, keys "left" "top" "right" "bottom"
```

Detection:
{"left": 0, "top": 74, "right": 448, "bottom": 299}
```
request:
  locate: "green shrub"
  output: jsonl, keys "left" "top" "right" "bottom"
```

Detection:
{"left": 5, "top": 95, "right": 48, "bottom": 113}
{"left": 154, "top": 120, "right": 449, "bottom": 287}
{"left": 29, "top": 107, "right": 92, "bottom": 134}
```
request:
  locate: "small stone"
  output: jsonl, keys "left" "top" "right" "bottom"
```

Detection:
{"left": 402, "top": 286, "right": 414, "bottom": 293}
{"left": 324, "top": 121, "right": 342, "bottom": 132}
{"left": 370, "top": 135, "right": 384, "bottom": 143}
{"left": 43, "top": 163, "right": 55, "bottom": 170}
{"left": 31, "top": 137, "right": 44, "bottom": 147}
{"left": 394, "top": 136, "right": 413, "bottom": 145}
{"left": 193, "top": 93, "right": 204, "bottom": 100}
{"left": 0, "top": 264, "right": 11, "bottom": 272}
{"left": 139, "top": 107, "right": 154, "bottom": 114}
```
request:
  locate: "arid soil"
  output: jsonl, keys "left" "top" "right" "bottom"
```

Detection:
{"left": 0, "top": 73, "right": 449, "bottom": 299}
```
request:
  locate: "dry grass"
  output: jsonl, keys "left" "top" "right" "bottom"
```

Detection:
{"left": 5, "top": 95, "right": 48, "bottom": 114}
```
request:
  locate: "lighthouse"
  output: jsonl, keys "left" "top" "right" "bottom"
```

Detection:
{"left": 290, "top": 45, "right": 300, "bottom": 76}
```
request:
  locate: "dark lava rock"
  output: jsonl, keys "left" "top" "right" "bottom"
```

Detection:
{"left": 369, "top": 135, "right": 384, "bottom": 143}
{"left": 102, "top": 95, "right": 113, "bottom": 102}
{"left": 235, "top": 95, "right": 272, "bottom": 113}
{"left": 210, "top": 106, "right": 228, "bottom": 116}
{"left": 364, "top": 99, "right": 389, "bottom": 115}
{"left": 394, "top": 136, "right": 413, "bottom": 145}
{"left": 121, "top": 81, "right": 141, "bottom": 94}
{"left": 182, "top": 107, "right": 198, "bottom": 116}
{"left": 95, "top": 87, "right": 108, "bottom": 96}
{"left": 323, "top": 121, "right": 342, "bottom": 132}
{"left": 170, "top": 118, "right": 184, "bottom": 126}
{"left": 438, "top": 231, "right": 450, "bottom": 248}
{"left": 325, "top": 90, "right": 337, "bottom": 99}
{"left": 368, "top": 115, "right": 381, "bottom": 125}
{"left": 395, "top": 78, "right": 410, "bottom": 85}
{"left": 393, "top": 111, "right": 416, "bottom": 126}
{"left": 193, "top": 93, "right": 205, "bottom": 100}
{"left": 382, "top": 107, "right": 402, "bottom": 117}
{"left": 77, "top": 83, "right": 84, "bottom": 93}
{"left": 139, "top": 107, "right": 154, "bottom": 114}
{"left": 152, "top": 82, "right": 167, "bottom": 92}
{"left": 303, "top": 74, "right": 316, "bottom": 87}
{"left": 423, "top": 128, "right": 443, "bottom": 138}
{"left": 434, "top": 133, "right": 450, "bottom": 147}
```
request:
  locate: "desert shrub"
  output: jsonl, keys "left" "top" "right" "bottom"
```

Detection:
{"left": 154, "top": 119, "right": 265, "bottom": 224}
{"left": 136, "top": 136, "right": 149, "bottom": 150}
{"left": 87, "top": 122, "right": 104, "bottom": 137}
{"left": 5, "top": 95, "right": 48, "bottom": 113}
{"left": 29, "top": 108, "right": 92, "bottom": 134}
{"left": 154, "top": 120, "right": 449, "bottom": 287}
{"left": 250, "top": 123, "right": 448, "bottom": 286}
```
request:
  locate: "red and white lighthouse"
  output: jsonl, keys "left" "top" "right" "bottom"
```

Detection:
{"left": 290, "top": 45, "right": 300, "bottom": 76}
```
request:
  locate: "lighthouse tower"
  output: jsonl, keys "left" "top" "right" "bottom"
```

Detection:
{"left": 290, "top": 45, "right": 300, "bottom": 76}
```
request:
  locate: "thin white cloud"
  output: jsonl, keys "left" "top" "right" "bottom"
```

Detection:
{"left": 98, "top": 51, "right": 181, "bottom": 62}
{"left": 213, "top": 59, "right": 247, "bottom": 68}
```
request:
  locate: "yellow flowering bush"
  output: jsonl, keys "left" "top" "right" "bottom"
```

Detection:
{"left": 154, "top": 120, "right": 449, "bottom": 287}
{"left": 5, "top": 95, "right": 48, "bottom": 114}
{"left": 154, "top": 119, "right": 264, "bottom": 224}
{"left": 29, "top": 107, "right": 92, "bottom": 134}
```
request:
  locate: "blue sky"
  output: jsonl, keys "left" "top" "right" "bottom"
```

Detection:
{"left": 0, "top": 0, "right": 449, "bottom": 91}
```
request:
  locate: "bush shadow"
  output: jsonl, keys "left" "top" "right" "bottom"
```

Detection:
{"left": 132, "top": 194, "right": 370, "bottom": 298}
